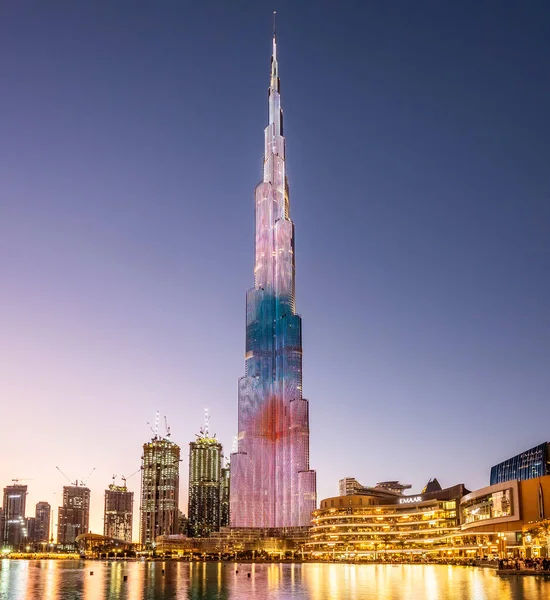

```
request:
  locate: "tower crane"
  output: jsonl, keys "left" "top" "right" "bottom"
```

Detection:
{"left": 121, "top": 468, "right": 141, "bottom": 487}
{"left": 56, "top": 466, "right": 96, "bottom": 487}
{"left": 147, "top": 410, "right": 160, "bottom": 439}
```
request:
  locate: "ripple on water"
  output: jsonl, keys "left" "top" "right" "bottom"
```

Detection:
{"left": 1, "top": 560, "right": 550, "bottom": 600}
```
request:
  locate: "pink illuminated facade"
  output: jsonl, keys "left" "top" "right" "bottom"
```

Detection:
{"left": 230, "top": 34, "right": 316, "bottom": 528}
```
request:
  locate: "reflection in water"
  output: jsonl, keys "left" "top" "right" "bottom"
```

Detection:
{"left": 0, "top": 560, "right": 549, "bottom": 599}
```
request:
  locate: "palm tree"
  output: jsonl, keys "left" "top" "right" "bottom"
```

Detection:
{"left": 524, "top": 526, "right": 540, "bottom": 546}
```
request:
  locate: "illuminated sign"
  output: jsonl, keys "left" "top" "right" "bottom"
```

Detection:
{"left": 399, "top": 496, "right": 422, "bottom": 504}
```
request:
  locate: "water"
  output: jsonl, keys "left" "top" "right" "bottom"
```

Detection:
{"left": 1, "top": 560, "right": 550, "bottom": 599}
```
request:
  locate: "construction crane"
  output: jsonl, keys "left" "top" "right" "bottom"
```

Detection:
{"left": 120, "top": 468, "right": 141, "bottom": 487}
{"left": 204, "top": 408, "right": 210, "bottom": 434}
{"left": 11, "top": 478, "right": 32, "bottom": 484}
{"left": 147, "top": 410, "right": 160, "bottom": 439}
{"left": 56, "top": 466, "right": 96, "bottom": 487}
{"left": 164, "top": 415, "right": 171, "bottom": 439}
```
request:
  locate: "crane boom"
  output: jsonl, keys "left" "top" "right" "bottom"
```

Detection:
{"left": 56, "top": 466, "right": 74, "bottom": 485}
{"left": 82, "top": 467, "right": 96, "bottom": 486}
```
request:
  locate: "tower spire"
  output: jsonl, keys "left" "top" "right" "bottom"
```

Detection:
{"left": 270, "top": 12, "right": 279, "bottom": 93}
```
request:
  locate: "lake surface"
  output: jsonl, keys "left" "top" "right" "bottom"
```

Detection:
{"left": 1, "top": 560, "right": 550, "bottom": 599}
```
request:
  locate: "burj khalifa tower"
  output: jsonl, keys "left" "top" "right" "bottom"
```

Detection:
{"left": 230, "top": 32, "right": 317, "bottom": 528}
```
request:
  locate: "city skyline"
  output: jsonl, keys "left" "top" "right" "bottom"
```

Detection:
{"left": 1, "top": 2, "right": 549, "bottom": 539}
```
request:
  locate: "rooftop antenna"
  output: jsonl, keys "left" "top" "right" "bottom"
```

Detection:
{"left": 232, "top": 436, "right": 238, "bottom": 453}
{"left": 204, "top": 408, "right": 210, "bottom": 436}
{"left": 273, "top": 10, "right": 276, "bottom": 37}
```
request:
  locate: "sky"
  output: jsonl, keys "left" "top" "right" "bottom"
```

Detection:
{"left": 1, "top": 1, "right": 549, "bottom": 541}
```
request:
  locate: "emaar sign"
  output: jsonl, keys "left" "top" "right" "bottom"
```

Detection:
{"left": 399, "top": 496, "right": 422, "bottom": 504}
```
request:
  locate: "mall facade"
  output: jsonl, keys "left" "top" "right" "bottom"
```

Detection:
{"left": 310, "top": 469, "right": 550, "bottom": 560}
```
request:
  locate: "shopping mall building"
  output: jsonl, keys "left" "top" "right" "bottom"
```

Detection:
{"left": 309, "top": 444, "right": 550, "bottom": 561}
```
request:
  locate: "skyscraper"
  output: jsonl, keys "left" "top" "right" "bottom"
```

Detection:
{"left": 57, "top": 485, "right": 90, "bottom": 546}
{"left": 35, "top": 501, "right": 51, "bottom": 543}
{"left": 140, "top": 435, "right": 180, "bottom": 547}
{"left": 104, "top": 481, "right": 134, "bottom": 542}
{"left": 2, "top": 485, "right": 27, "bottom": 548}
{"left": 220, "top": 462, "right": 230, "bottom": 528}
{"left": 230, "top": 32, "right": 316, "bottom": 528}
{"left": 187, "top": 427, "right": 222, "bottom": 537}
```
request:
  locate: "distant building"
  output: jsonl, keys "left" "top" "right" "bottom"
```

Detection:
{"left": 177, "top": 510, "right": 188, "bottom": 536}
{"left": 140, "top": 435, "right": 180, "bottom": 547}
{"left": 188, "top": 428, "right": 223, "bottom": 537}
{"left": 26, "top": 517, "right": 36, "bottom": 543}
{"left": 104, "top": 483, "right": 133, "bottom": 543}
{"left": 220, "top": 462, "right": 230, "bottom": 528}
{"left": 57, "top": 485, "right": 90, "bottom": 546}
{"left": 339, "top": 478, "right": 411, "bottom": 497}
{"left": 35, "top": 502, "right": 51, "bottom": 543}
{"left": 490, "top": 442, "right": 550, "bottom": 485}
{"left": 2, "top": 484, "right": 28, "bottom": 549}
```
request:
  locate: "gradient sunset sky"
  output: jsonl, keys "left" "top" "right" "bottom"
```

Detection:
{"left": 1, "top": 1, "right": 549, "bottom": 540}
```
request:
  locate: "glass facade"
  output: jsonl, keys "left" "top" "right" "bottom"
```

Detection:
{"left": 230, "top": 35, "right": 316, "bottom": 528}
{"left": 140, "top": 438, "right": 180, "bottom": 547}
{"left": 2, "top": 485, "right": 28, "bottom": 549}
{"left": 461, "top": 488, "right": 513, "bottom": 525}
{"left": 34, "top": 502, "right": 51, "bottom": 543}
{"left": 490, "top": 442, "right": 550, "bottom": 485}
{"left": 188, "top": 434, "right": 222, "bottom": 537}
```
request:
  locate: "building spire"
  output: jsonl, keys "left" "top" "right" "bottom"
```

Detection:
{"left": 270, "top": 11, "right": 279, "bottom": 93}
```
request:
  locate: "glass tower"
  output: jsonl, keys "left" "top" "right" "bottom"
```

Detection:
{"left": 2, "top": 485, "right": 27, "bottom": 549}
{"left": 140, "top": 437, "right": 180, "bottom": 547}
{"left": 35, "top": 501, "right": 51, "bottom": 543}
{"left": 187, "top": 428, "right": 222, "bottom": 537}
{"left": 230, "top": 33, "right": 316, "bottom": 528}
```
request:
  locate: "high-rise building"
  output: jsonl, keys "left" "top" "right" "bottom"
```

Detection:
{"left": 140, "top": 435, "right": 180, "bottom": 547}
{"left": 57, "top": 485, "right": 90, "bottom": 546}
{"left": 188, "top": 428, "right": 223, "bottom": 537}
{"left": 35, "top": 501, "right": 51, "bottom": 543}
{"left": 2, "top": 484, "right": 27, "bottom": 548}
{"left": 220, "top": 462, "right": 230, "bottom": 528}
{"left": 490, "top": 442, "right": 550, "bottom": 485}
{"left": 26, "top": 517, "right": 36, "bottom": 543}
{"left": 104, "top": 482, "right": 134, "bottom": 542}
{"left": 230, "top": 32, "right": 316, "bottom": 528}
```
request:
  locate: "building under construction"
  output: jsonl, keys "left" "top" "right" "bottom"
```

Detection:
{"left": 188, "top": 427, "right": 223, "bottom": 537}
{"left": 104, "top": 481, "right": 134, "bottom": 543}
{"left": 57, "top": 485, "right": 90, "bottom": 546}
{"left": 140, "top": 422, "right": 180, "bottom": 548}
